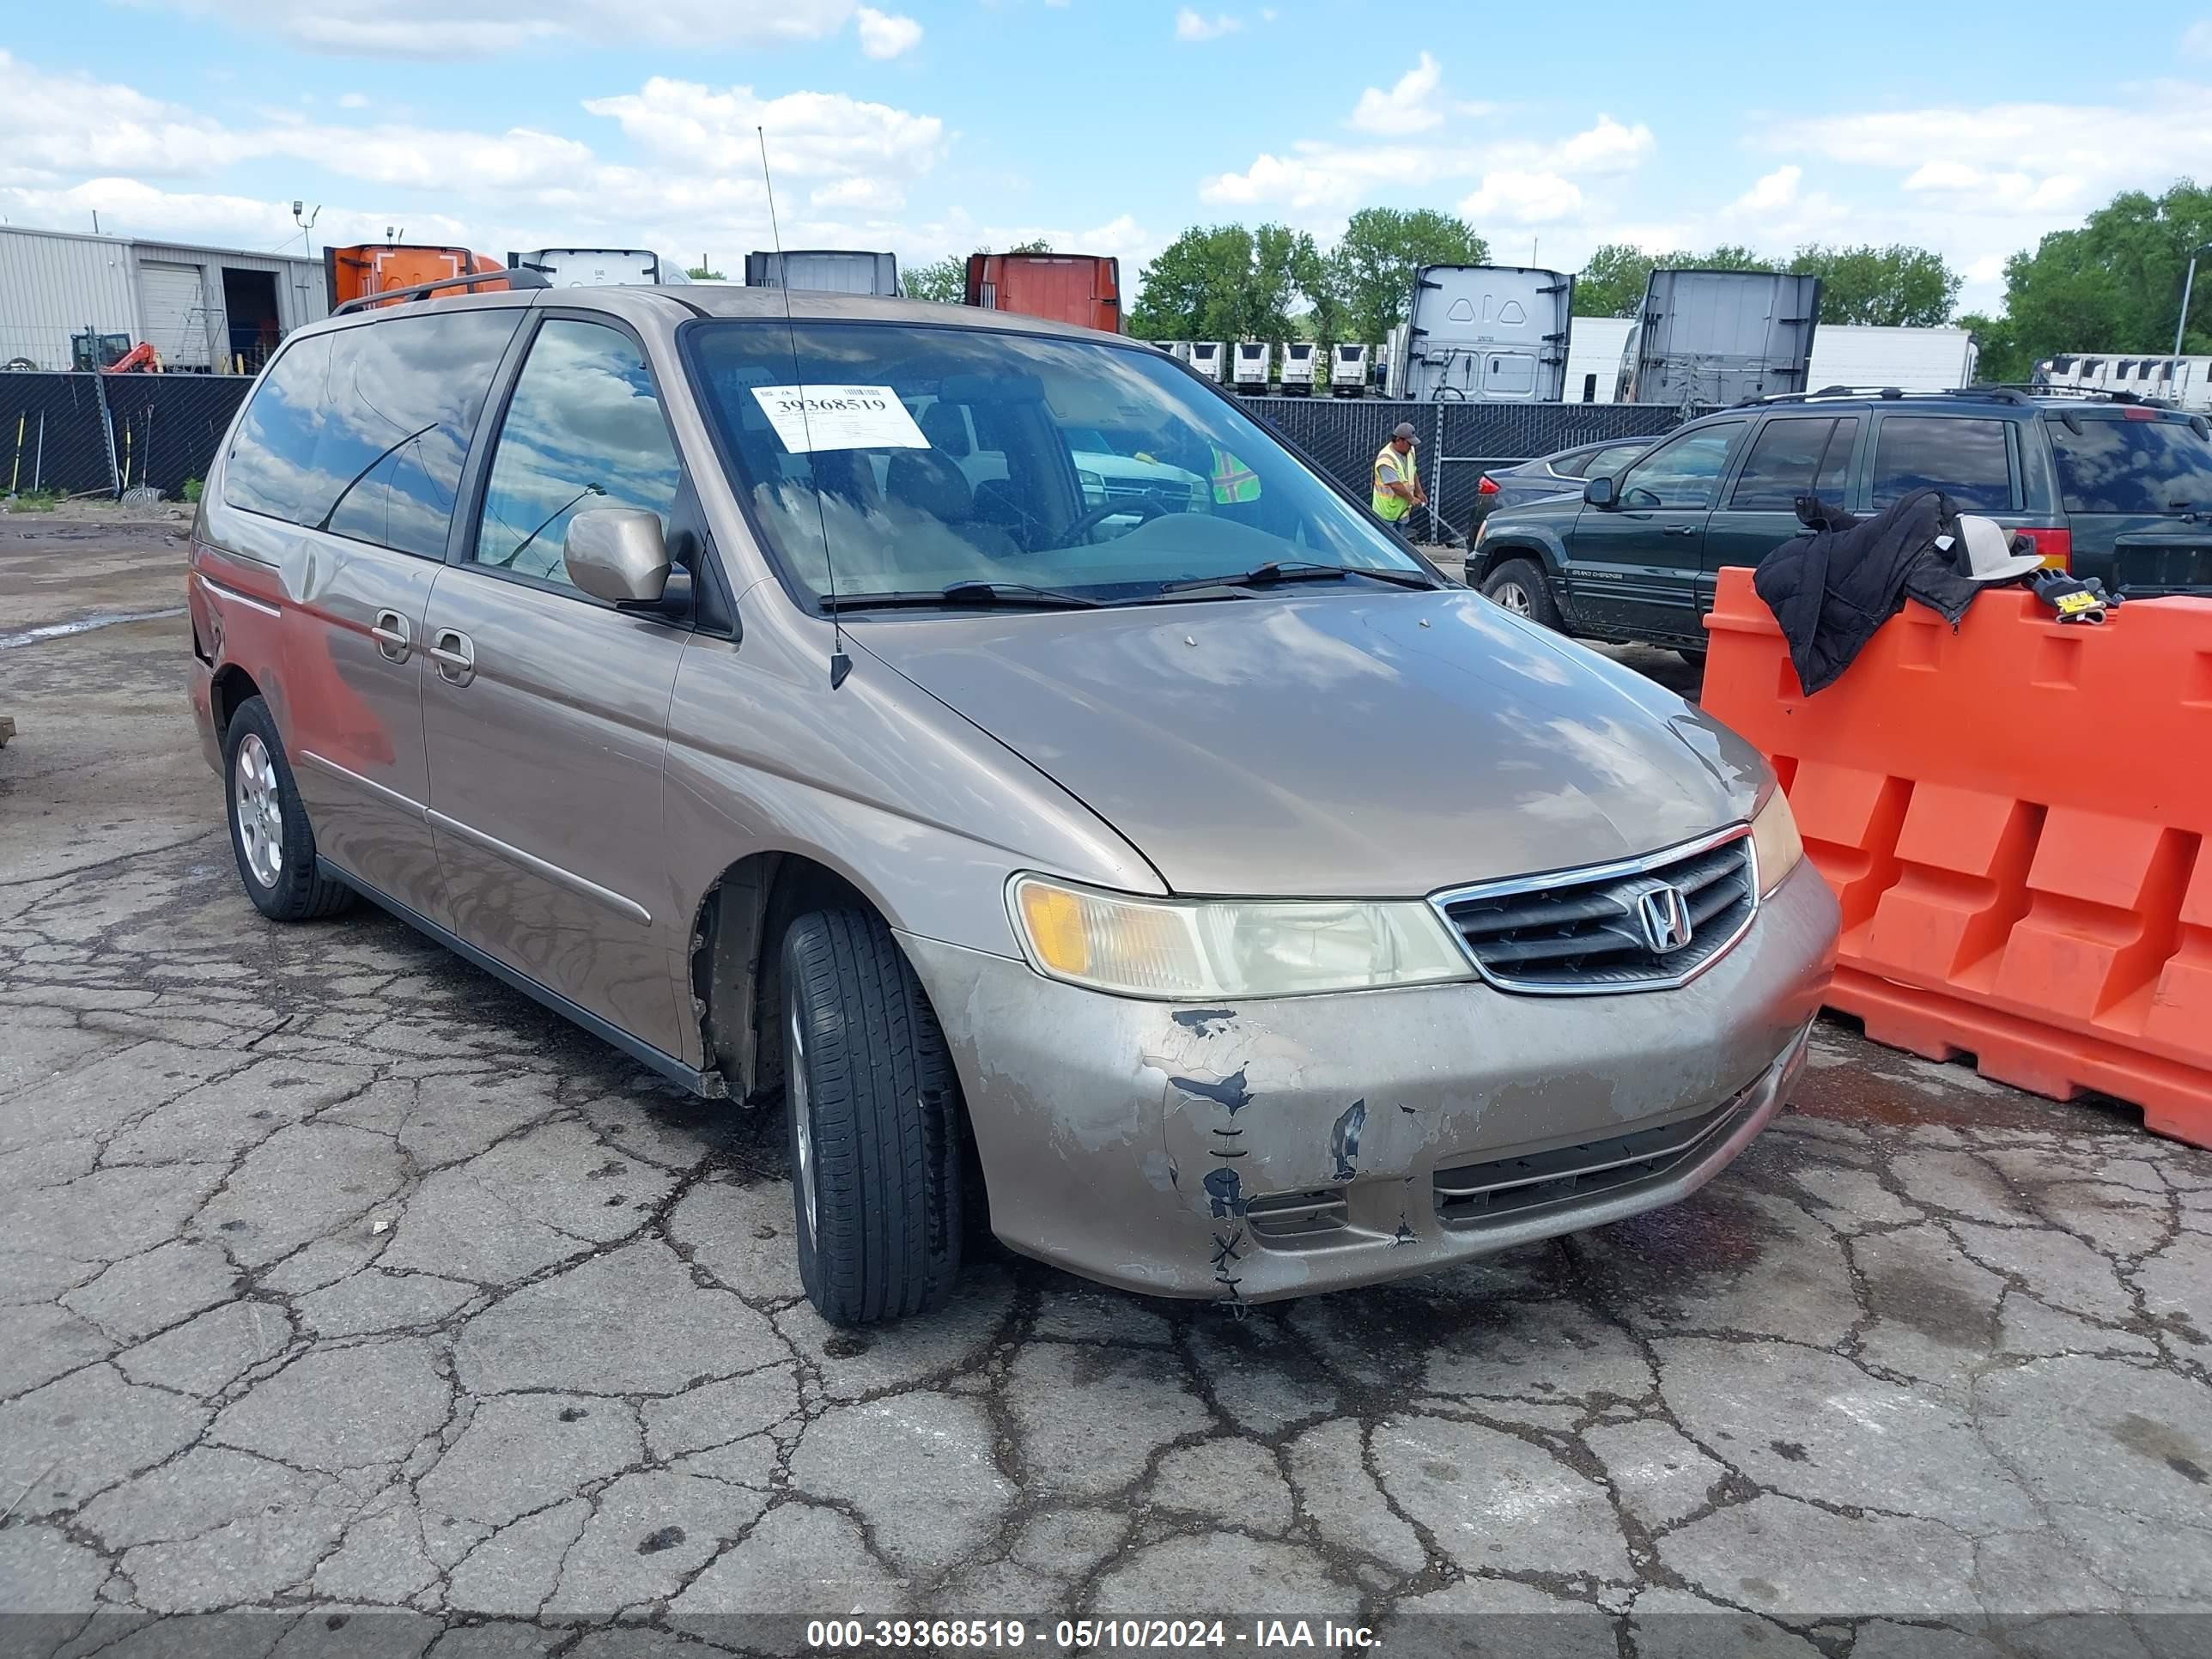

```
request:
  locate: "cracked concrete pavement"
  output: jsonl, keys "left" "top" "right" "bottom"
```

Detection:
{"left": 3, "top": 517, "right": 2211, "bottom": 1656}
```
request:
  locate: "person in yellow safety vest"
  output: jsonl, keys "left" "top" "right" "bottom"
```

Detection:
{"left": 1209, "top": 446, "right": 1261, "bottom": 504}
{"left": 1372, "top": 421, "right": 1426, "bottom": 526}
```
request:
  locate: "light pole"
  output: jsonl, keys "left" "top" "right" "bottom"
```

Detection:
{"left": 2170, "top": 240, "right": 2212, "bottom": 383}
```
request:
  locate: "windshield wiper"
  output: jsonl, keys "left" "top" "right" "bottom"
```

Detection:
{"left": 1156, "top": 560, "right": 1437, "bottom": 595}
{"left": 820, "top": 580, "right": 1103, "bottom": 613}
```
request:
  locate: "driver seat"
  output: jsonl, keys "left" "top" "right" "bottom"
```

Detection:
{"left": 884, "top": 451, "right": 1020, "bottom": 562}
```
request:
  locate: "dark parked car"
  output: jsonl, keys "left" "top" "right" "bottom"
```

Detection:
{"left": 1470, "top": 436, "right": 1656, "bottom": 530}
{"left": 1468, "top": 386, "right": 2212, "bottom": 655}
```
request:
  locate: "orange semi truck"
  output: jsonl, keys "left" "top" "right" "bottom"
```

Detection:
{"left": 325, "top": 245, "right": 509, "bottom": 309}
{"left": 964, "top": 252, "right": 1122, "bottom": 333}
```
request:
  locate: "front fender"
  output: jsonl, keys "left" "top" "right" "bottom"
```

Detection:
{"left": 1471, "top": 523, "right": 1582, "bottom": 621}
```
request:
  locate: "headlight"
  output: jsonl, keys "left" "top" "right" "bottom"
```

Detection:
{"left": 1750, "top": 787, "right": 1804, "bottom": 896}
{"left": 1009, "top": 876, "right": 1474, "bottom": 1000}
{"left": 1474, "top": 517, "right": 1492, "bottom": 547}
{"left": 1077, "top": 469, "right": 1104, "bottom": 495}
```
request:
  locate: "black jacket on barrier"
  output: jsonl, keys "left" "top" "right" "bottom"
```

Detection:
{"left": 1752, "top": 487, "right": 1980, "bottom": 695}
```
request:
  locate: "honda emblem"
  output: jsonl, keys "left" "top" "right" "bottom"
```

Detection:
{"left": 1635, "top": 884, "right": 1693, "bottom": 954}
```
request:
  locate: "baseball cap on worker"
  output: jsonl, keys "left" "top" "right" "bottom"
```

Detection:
{"left": 1392, "top": 422, "right": 1419, "bottom": 444}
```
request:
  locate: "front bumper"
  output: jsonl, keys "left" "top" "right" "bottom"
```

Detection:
{"left": 905, "top": 858, "right": 1837, "bottom": 1305}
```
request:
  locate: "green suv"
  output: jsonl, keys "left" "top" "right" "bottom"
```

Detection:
{"left": 1469, "top": 386, "right": 2212, "bottom": 653}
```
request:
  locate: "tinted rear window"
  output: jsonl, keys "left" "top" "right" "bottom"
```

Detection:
{"left": 222, "top": 308, "right": 524, "bottom": 557}
{"left": 2046, "top": 416, "right": 2212, "bottom": 515}
{"left": 1729, "top": 416, "right": 1858, "bottom": 510}
{"left": 1872, "top": 416, "right": 2013, "bottom": 510}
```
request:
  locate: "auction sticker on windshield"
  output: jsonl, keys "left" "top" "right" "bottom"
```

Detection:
{"left": 750, "top": 385, "right": 929, "bottom": 453}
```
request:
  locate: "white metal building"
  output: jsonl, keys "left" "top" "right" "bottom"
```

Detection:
{"left": 0, "top": 225, "right": 326, "bottom": 373}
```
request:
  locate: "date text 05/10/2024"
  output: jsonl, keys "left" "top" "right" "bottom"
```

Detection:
{"left": 802, "top": 1619, "right": 1382, "bottom": 1650}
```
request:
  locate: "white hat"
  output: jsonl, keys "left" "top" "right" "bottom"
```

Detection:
{"left": 1951, "top": 515, "right": 2045, "bottom": 583}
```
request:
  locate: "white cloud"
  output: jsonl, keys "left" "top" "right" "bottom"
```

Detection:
{"left": 1206, "top": 102, "right": 1651, "bottom": 218}
{"left": 1349, "top": 53, "right": 1443, "bottom": 135}
{"left": 2186, "top": 20, "right": 2212, "bottom": 57}
{"left": 0, "top": 50, "right": 243, "bottom": 182}
{"left": 1201, "top": 143, "right": 1428, "bottom": 211}
{"left": 810, "top": 174, "right": 906, "bottom": 212}
{"left": 584, "top": 77, "right": 946, "bottom": 183}
{"left": 854, "top": 7, "right": 922, "bottom": 58}
{"left": 337, "top": 91, "right": 369, "bottom": 109}
{"left": 1767, "top": 91, "right": 2212, "bottom": 191}
{"left": 1175, "top": 8, "right": 1241, "bottom": 41}
{"left": 138, "top": 0, "right": 862, "bottom": 58}
{"left": 1764, "top": 86, "right": 2212, "bottom": 306}
{"left": 1731, "top": 164, "right": 1801, "bottom": 213}
{"left": 0, "top": 51, "right": 957, "bottom": 289}
{"left": 1457, "top": 170, "right": 1583, "bottom": 225}
{"left": 1549, "top": 115, "right": 1654, "bottom": 174}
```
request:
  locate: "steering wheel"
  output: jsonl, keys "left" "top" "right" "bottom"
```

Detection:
{"left": 1052, "top": 495, "right": 1170, "bottom": 548}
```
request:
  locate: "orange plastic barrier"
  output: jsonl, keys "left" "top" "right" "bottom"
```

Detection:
{"left": 1703, "top": 565, "right": 2212, "bottom": 1148}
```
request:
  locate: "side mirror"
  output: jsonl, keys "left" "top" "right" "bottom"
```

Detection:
{"left": 564, "top": 508, "right": 669, "bottom": 605}
{"left": 1583, "top": 476, "right": 1616, "bottom": 507}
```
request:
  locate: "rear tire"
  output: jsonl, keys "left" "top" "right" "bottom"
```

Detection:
{"left": 223, "top": 696, "right": 355, "bottom": 922}
{"left": 782, "top": 908, "right": 965, "bottom": 1326}
{"left": 1481, "top": 557, "right": 1563, "bottom": 630}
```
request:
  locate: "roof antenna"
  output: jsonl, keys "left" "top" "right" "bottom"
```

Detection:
{"left": 758, "top": 126, "right": 851, "bottom": 690}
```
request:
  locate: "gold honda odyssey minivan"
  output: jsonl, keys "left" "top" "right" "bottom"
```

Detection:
{"left": 188, "top": 274, "right": 1837, "bottom": 1326}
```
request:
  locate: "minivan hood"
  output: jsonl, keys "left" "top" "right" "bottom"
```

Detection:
{"left": 854, "top": 589, "right": 1771, "bottom": 897}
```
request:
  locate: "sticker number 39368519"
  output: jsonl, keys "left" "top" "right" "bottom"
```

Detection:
{"left": 749, "top": 385, "right": 930, "bottom": 454}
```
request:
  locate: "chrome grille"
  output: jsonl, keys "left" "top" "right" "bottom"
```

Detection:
{"left": 1433, "top": 827, "right": 1755, "bottom": 994}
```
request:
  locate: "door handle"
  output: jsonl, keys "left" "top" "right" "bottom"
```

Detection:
{"left": 1662, "top": 524, "right": 1697, "bottom": 536}
{"left": 428, "top": 628, "right": 477, "bottom": 687}
{"left": 370, "top": 610, "right": 412, "bottom": 662}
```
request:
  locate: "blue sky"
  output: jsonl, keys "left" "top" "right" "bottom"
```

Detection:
{"left": 4, "top": 2, "right": 2210, "bottom": 312}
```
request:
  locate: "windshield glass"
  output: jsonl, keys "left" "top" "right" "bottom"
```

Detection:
{"left": 682, "top": 319, "right": 1426, "bottom": 606}
{"left": 2046, "top": 415, "right": 2212, "bottom": 515}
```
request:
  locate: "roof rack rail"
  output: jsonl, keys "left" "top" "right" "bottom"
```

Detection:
{"left": 1962, "top": 381, "right": 2178, "bottom": 410}
{"left": 331, "top": 266, "right": 548, "bottom": 316}
{"left": 1734, "top": 385, "right": 1963, "bottom": 407}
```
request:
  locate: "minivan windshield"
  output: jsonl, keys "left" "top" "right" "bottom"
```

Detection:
{"left": 683, "top": 320, "right": 1431, "bottom": 608}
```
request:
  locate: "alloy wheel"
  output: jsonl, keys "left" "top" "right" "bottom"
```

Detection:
{"left": 232, "top": 732, "right": 284, "bottom": 888}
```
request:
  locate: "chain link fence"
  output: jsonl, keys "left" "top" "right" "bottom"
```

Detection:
{"left": 1, "top": 372, "right": 252, "bottom": 502}
{"left": 4, "top": 369, "right": 1707, "bottom": 526}
{"left": 1242, "top": 395, "right": 1715, "bottom": 543}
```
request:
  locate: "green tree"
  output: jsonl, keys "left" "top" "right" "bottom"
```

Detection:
{"left": 685, "top": 260, "right": 725, "bottom": 281}
{"left": 1787, "top": 243, "right": 1960, "bottom": 327}
{"left": 1573, "top": 244, "right": 1657, "bottom": 318}
{"left": 1127, "top": 222, "right": 1327, "bottom": 343}
{"left": 1955, "top": 310, "right": 2021, "bottom": 384}
{"left": 1984, "top": 180, "right": 2212, "bottom": 378}
{"left": 903, "top": 252, "right": 969, "bottom": 304}
{"left": 1327, "top": 208, "right": 1489, "bottom": 344}
{"left": 1573, "top": 243, "right": 1778, "bottom": 318}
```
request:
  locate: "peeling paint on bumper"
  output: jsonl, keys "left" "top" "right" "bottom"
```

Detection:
{"left": 902, "top": 859, "right": 1838, "bottom": 1305}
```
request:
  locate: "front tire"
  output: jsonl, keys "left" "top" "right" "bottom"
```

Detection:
{"left": 1481, "top": 557, "right": 1563, "bottom": 630}
{"left": 782, "top": 908, "right": 965, "bottom": 1326}
{"left": 223, "top": 696, "right": 354, "bottom": 922}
